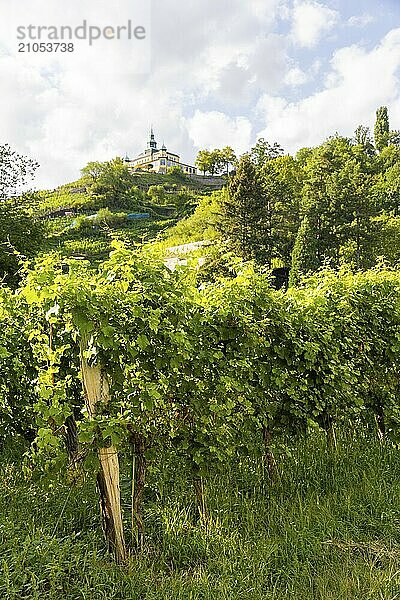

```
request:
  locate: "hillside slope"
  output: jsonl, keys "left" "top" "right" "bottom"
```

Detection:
{"left": 27, "top": 171, "right": 225, "bottom": 264}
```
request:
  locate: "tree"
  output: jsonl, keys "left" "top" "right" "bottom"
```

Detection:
{"left": 220, "top": 146, "right": 237, "bottom": 175}
{"left": 80, "top": 161, "right": 104, "bottom": 183}
{"left": 220, "top": 154, "right": 267, "bottom": 262}
{"left": 353, "top": 126, "right": 375, "bottom": 156}
{"left": 290, "top": 136, "right": 376, "bottom": 280}
{"left": 195, "top": 149, "right": 225, "bottom": 176}
{"left": 371, "top": 214, "right": 400, "bottom": 265}
{"left": 260, "top": 155, "right": 302, "bottom": 266}
{"left": 289, "top": 215, "right": 319, "bottom": 285}
{"left": 372, "top": 159, "right": 400, "bottom": 216}
{"left": 250, "top": 138, "right": 284, "bottom": 168}
{"left": 167, "top": 165, "right": 188, "bottom": 182}
{"left": 218, "top": 153, "right": 301, "bottom": 268}
{"left": 81, "top": 158, "right": 139, "bottom": 208}
{"left": 147, "top": 184, "right": 167, "bottom": 205}
{"left": 195, "top": 150, "right": 213, "bottom": 177}
{"left": 0, "top": 146, "right": 42, "bottom": 286}
{"left": 0, "top": 144, "right": 39, "bottom": 200}
{"left": 388, "top": 130, "right": 400, "bottom": 148}
{"left": 374, "top": 106, "right": 390, "bottom": 152}
{"left": 172, "top": 188, "right": 198, "bottom": 216}
{"left": 0, "top": 198, "right": 45, "bottom": 287}
{"left": 209, "top": 149, "right": 225, "bottom": 176}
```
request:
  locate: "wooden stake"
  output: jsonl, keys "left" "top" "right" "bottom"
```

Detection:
{"left": 193, "top": 476, "right": 209, "bottom": 525}
{"left": 80, "top": 342, "right": 127, "bottom": 564}
{"left": 129, "top": 430, "right": 146, "bottom": 550}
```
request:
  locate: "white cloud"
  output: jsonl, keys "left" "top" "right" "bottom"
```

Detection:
{"left": 186, "top": 111, "right": 252, "bottom": 155}
{"left": 291, "top": 0, "right": 339, "bottom": 48}
{"left": 0, "top": 0, "right": 288, "bottom": 188}
{"left": 256, "top": 28, "right": 400, "bottom": 152}
{"left": 249, "top": 35, "right": 289, "bottom": 91}
{"left": 0, "top": 0, "right": 398, "bottom": 191}
{"left": 284, "top": 66, "right": 308, "bottom": 86}
{"left": 348, "top": 14, "right": 374, "bottom": 28}
{"left": 247, "top": 0, "right": 291, "bottom": 21}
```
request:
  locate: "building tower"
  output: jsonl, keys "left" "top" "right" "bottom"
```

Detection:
{"left": 147, "top": 127, "right": 158, "bottom": 152}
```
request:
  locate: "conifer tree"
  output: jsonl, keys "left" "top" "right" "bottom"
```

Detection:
{"left": 220, "top": 154, "right": 268, "bottom": 263}
{"left": 289, "top": 215, "right": 319, "bottom": 286}
{"left": 261, "top": 155, "right": 302, "bottom": 266}
{"left": 374, "top": 106, "right": 390, "bottom": 152}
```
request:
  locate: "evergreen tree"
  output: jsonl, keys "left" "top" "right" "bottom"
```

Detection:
{"left": 220, "top": 154, "right": 267, "bottom": 263}
{"left": 374, "top": 106, "right": 390, "bottom": 152}
{"left": 220, "top": 154, "right": 301, "bottom": 268}
{"left": 260, "top": 155, "right": 302, "bottom": 266}
{"left": 289, "top": 216, "right": 319, "bottom": 286}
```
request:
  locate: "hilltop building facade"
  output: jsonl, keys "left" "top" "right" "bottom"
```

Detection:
{"left": 124, "top": 129, "right": 197, "bottom": 175}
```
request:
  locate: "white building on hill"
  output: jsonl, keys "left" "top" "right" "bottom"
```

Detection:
{"left": 124, "top": 129, "right": 197, "bottom": 175}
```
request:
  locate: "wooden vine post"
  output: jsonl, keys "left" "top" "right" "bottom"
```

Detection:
{"left": 80, "top": 341, "right": 127, "bottom": 564}
{"left": 262, "top": 425, "right": 278, "bottom": 483}
{"left": 128, "top": 429, "right": 147, "bottom": 550}
{"left": 193, "top": 476, "right": 209, "bottom": 524}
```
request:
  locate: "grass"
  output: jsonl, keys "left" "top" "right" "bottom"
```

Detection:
{"left": 42, "top": 215, "right": 179, "bottom": 263}
{"left": 1, "top": 430, "right": 400, "bottom": 599}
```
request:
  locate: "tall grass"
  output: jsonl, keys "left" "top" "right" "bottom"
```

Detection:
{"left": 1, "top": 430, "right": 400, "bottom": 599}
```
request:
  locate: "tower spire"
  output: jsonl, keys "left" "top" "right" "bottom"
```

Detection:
{"left": 148, "top": 125, "right": 157, "bottom": 151}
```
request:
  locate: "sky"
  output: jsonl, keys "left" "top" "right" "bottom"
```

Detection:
{"left": 1, "top": 0, "right": 400, "bottom": 189}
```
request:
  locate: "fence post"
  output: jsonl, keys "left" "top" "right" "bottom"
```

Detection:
{"left": 80, "top": 342, "right": 127, "bottom": 564}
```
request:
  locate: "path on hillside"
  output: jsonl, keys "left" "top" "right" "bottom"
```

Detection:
{"left": 164, "top": 240, "right": 211, "bottom": 270}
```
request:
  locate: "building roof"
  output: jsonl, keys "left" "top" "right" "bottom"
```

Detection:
{"left": 127, "top": 129, "right": 196, "bottom": 170}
